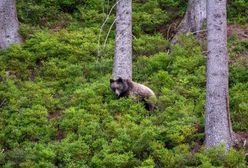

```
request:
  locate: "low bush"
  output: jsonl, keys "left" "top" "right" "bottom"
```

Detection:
{"left": 1, "top": 32, "right": 247, "bottom": 167}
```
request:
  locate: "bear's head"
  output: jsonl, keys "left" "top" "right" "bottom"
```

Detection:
{"left": 110, "top": 77, "right": 130, "bottom": 97}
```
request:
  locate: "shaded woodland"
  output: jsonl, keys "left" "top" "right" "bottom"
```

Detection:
{"left": 0, "top": 0, "right": 247, "bottom": 167}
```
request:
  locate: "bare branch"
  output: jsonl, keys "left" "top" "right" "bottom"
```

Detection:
{"left": 0, "top": 98, "right": 7, "bottom": 108}
{"left": 97, "top": 0, "right": 122, "bottom": 57}
{"left": 103, "top": 18, "right": 116, "bottom": 51}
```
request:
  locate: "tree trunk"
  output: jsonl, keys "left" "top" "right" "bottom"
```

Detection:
{"left": 113, "top": 0, "right": 132, "bottom": 80}
{"left": 174, "top": 0, "right": 206, "bottom": 39}
{"left": 205, "top": 0, "right": 233, "bottom": 150}
{"left": 0, "top": 0, "right": 22, "bottom": 49}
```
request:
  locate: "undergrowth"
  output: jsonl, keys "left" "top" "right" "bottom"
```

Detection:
{"left": 0, "top": 31, "right": 247, "bottom": 167}
{"left": 0, "top": 0, "right": 247, "bottom": 167}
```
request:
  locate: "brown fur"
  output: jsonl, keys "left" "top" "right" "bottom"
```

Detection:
{"left": 110, "top": 77, "right": 156, "bottom": 111}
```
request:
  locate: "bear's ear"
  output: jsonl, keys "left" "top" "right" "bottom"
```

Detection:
{"left": 110, "top": 79, "right": 114, "bottom": 83}
{"left": 117, "top": 77, "right": 123, "bottom": 83}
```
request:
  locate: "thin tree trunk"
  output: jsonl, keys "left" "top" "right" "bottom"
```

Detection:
{"left": 113, "top": 0, "right": 132, "bottom": 80}
{"left": 0, "top": 0, "right": 22, "bottom": 49}
{"left": 173, "top": 0, "right": 206, "bottom": 40}
{"left": 205, "top": 0, "right": 233, "bottom": 150}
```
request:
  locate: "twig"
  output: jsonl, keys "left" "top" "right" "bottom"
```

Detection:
{"left": 167, "top": 23, "right": 173, "bottom": 39}
{"left": 103, "top": 18, "right": 117, "bottom": 50}
{"left": 189, "top": 29, "right": 207, "bottom": 35}
{"left": 0, "top": 98, "right": 7, "bottom": 108}
{"left": 132, "top": 34, "right": 137, "bottom": 40}
{"left": 243, "top": 139, "right": 247, "bottom": 147}
{"left": 97, "top": 0, "right": 122, "bottom": 57}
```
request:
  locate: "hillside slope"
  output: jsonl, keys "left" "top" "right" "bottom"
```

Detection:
{"left": 0, "top": 0, "right": 247, "bottom": 167}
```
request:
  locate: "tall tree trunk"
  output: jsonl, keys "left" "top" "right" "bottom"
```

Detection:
{"left": 205, "top": 0, "right": 233, "bottom": 150}
{"left": 113, "top": 0, "right": 132, "bottom": 80}
{"left": 0, "top": 0, "right": 22, "bottom": 49}
{"left": 173, "top": 0, "right": 206, "bottom": 40}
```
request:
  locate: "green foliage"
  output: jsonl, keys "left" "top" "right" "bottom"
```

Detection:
{"left": 132, "top": 0, "right": 186, "bottom": 34}
{"left": 228, "top": 0, "right": 248, "bottom": 24}
{"left": 0, "top": 0, "right": 247, "bottom": 167}
{"left": 230, "top": 82, "right": 248, "bottom": 131}
{"left": 16, "top": 0, "right": 246, "bottom": 33}
{"left": 1, "top": 30, "right": 247, "bottom": 167}
{"left": 133, "top": 1, "right": 169, "bottom": 34}
{"left": 228, "top": 37, "right": 248, "bottom": 67}
{"left": 17, "top": 0, "right": 186, "bottom": 34}
{"left": 133, "top": 34, "right": 170, "bottom": 57}
{"left": 193, "top": 146, "right": 247, "bottom": 168}
{"left": 228, "top": 38, "right": 248, "bottom": 132}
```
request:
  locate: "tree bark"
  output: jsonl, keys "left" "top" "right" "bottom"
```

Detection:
{"left": 113, "top": 0, "right": 132, "bottom": 80}
{"left": 0, "top": 0, "right": 22, "bottom": 49}
{"left": 205, "top": 0, "right": 233, "bottom": 150}
{"left": 174, "top": 0, "right": 206, "bottom": 39}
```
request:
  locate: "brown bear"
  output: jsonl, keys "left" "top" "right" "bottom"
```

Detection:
{"left": 110, "top": 77, "right": 156, "bottom": 111}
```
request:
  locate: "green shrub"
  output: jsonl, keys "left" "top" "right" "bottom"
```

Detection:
{"left": 133, "top": 34, "right": 170, "bottom": 57}
{"left": 193, "top": 146, "right": 247, "bottom": 168}
{"left": 1, "top": 1, "right": 247, "bottom": 168}
{"left": 228, "top": 0, "right": 248, "bottom": 24}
